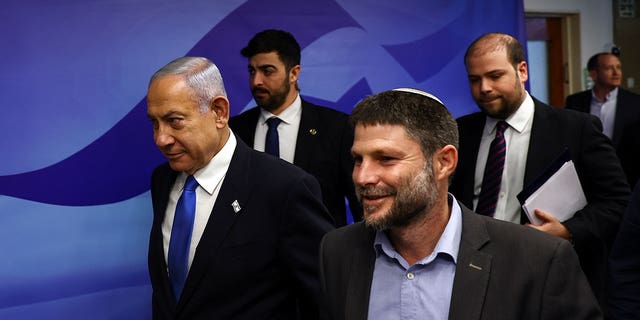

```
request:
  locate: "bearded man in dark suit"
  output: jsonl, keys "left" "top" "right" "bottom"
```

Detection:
{"left": 320, "top": 88, "right": 601, "bottom": 320}
{"left": 450, "top": 33, "right": 630, "bottom": 316}
{"left": 229, "top": 29, "right": 361, "bottom": 227}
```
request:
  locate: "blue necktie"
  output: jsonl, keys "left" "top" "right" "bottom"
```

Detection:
{"left": 168, "top": 175, "right": 198, "bottom": 301}
{"left": 265, "top": 117, "right": 282, "bottom": 157}
{"left": 476, "top": 121, "right": 508, "bottom": 216}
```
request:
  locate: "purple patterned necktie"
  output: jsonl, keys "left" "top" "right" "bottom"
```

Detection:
{"left": 476, "top": 121, "right": 508, "bottom": 216}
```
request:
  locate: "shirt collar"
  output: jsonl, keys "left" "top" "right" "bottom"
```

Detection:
{"left": 259, "top": 94, "right": 302, "bottom": 125}
{"left": 373, "top": 193, "right": 462, "bottom": 266}
{"left": 484, "top": 91, "right": 534, "bottom": 135}
{"left": 178, "top": 131, "right": 237, "bottom": 195}
{"left": 591, "top": 86, "right": 618, "bottom": 103}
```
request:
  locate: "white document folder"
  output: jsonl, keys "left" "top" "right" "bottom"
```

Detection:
{"left": 520, "top": 160, "right": 587, "bottom": 225}
{"left": 517, "top": 149, "right": 588, "bottom": 226}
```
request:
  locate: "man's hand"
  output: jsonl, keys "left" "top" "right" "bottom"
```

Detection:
{"left": 526, "top": 209, "right": 570, "bottom": 240}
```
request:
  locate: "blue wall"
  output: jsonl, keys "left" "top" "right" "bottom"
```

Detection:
{"left": 0, "top": 1, "right": 525, "bottom": 318}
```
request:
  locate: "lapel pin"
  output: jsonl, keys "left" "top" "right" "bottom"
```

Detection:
{"left": 468, "top": 263, "right": 483, "bottom": 270}
{"left": 309, "top": 128, "right": 317, "bottom": 135}
{"left": 231, "top": 200, "right": 241, "bottom": 213}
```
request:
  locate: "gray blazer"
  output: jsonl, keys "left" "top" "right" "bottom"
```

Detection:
{"left": 319, "top": 203, "right": 602, "bottom": 320}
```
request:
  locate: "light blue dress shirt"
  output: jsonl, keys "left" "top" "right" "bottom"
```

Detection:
{"left": 367, "top": 195, "right": 462, "bottom": 320}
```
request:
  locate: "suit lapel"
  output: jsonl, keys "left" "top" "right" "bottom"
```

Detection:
{"left": 345, "top": 225, "right": 376, "bottom": 320}
{"left": 449, "top": 208, "right": 492, "bottom": 320}
{"left": 293, "top": 100, "right": 318, "bottom": 171}
{"left": 522, "top": 100, "right": 572, "bottom": 223}
{"left": 524, "top": 100, "right": 558, "bottom": 185}
{"left": 175, "top": 139, "right": 254, "bottom": 311}
{"left": 455, "top": 114, "right": 486, "bottom": 206}
{"left": 578, "top": 91, "right": 592, "bottom": 113}
{"left": 151, "top": 167, "right": 179, "bottom": 308}
{"left": 612, "top": 89, "right": 631, "bottom": 147}
{"left": 231, "top": 107, "right": 260, "bottom": 147}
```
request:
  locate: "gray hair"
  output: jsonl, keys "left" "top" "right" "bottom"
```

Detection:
{"left": 149, "top": 56, "right": 227, "bottom": 112}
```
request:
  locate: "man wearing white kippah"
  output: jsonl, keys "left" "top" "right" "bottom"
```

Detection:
{"left": 319, "top": 89, "right": 601, "bottom": 320}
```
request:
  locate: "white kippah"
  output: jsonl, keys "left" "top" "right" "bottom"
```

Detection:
{"left": 392, "top": 87, "right": 444, "bottom": 105}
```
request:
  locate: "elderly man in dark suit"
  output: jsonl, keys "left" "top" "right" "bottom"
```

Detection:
{"left": 146, "top": 56, "right": 334, "bottom": 319}
{"left": 320, "top": 88, "right": 601, "bottom": 320}
{"left": 450, "top": 32, "right": 630, "bottom": 316}
{"left": 565, "top": 52, "right": 640, "bottom": 188}
{"left": 229, "top": 29, "right": 361, "bottom": 227}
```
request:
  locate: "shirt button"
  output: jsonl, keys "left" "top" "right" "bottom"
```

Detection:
{"left": 407, "top": 272, "right": 415, "bottom": 280}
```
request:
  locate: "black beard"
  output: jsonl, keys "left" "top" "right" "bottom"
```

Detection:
{"left": 357, "top": 165, "right": 438, "bottom": 231}
{"left": 252, "top": 79, "right": 291, "bottom": 112}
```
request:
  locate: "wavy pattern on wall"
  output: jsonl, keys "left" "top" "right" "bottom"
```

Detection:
{"left": 0, "top": 0, "right": 524, "bottom": 318}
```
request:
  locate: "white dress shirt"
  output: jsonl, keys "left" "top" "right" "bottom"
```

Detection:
{"left": 590, "top": 87, "right": 618, "bottom": 139}
{"left": 473, "top": 92, "right": 534, "bottom": 223}
{"left": 162, "top": 132, "right": 237, "bottom": 271}
{"left": 252, "top": 94, "right": 302, "bottom": 163}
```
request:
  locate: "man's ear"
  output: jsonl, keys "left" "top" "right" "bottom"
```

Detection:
{"left": 289, "top": 65, "right": 300, "bottom": 84}
{"left": 432, "top": 145, "right": 458, "bottom": 182}
{"left": 517, "top": 61, "right": 529, "bottom": 83}
{"left": 211, "top": 96, "right": 230, "bottom": 128}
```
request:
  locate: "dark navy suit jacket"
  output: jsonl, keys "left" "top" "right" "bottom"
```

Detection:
{"left": 148, "top": 137, "right": 334, "bottom": 320}
{"left": 230, "top": 99, "right": 362, "bottom": 226}
{"left": 565, "top": 88, "right": 640, "bottom": 188}
{"left": 450, "top": 98, "right": 630, "bottom": 314}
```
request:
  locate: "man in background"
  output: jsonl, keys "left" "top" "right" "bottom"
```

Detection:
{"left": 147, "top": 56, "right": 333, "bottom": 319}
{"left": 565, "top": 52, "right": 640, "bottom": 188}
{"left": 320, "top": 88, "right": 601, "bottom": 320}
{"left": 230, "top": 29, "right": 362, "bottom": 226}
{"left": 450, "top": 33, "right": 630, "bottom": 315}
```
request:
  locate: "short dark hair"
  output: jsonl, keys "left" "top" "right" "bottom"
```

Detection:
{"left": 241, "top": 29, "right": 301, "bottom": 70}
{"left": 349, "top": 89, "right": 459, "bottom": 158}
{"left": 464, "top": 33, "right": 526, "bottom": 70}
{"left": 587, "top": 52, "right": 616, "bottom": 71}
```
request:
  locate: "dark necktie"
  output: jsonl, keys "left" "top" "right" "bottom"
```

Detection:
{"left": 168, "top": 175, "right": 198, "bottom": 302}
{"left": 476, "top": 121, "right": 508, "bottom": 216}
{"left": 265, "top": 117, "right": 282, "bottom": 157}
